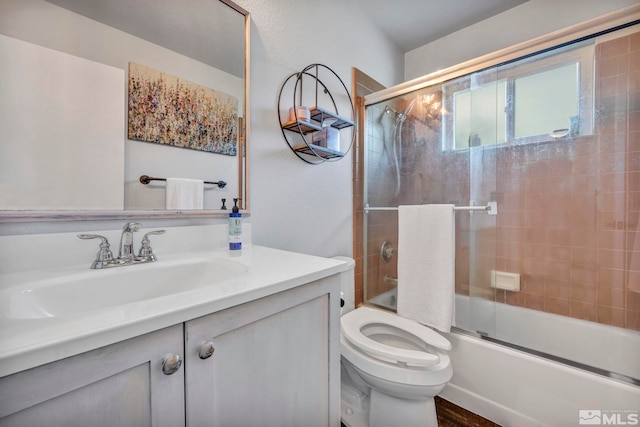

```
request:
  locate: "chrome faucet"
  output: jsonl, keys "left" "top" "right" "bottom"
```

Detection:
{"left": 78, "top": 222, "right": 165, "bottom": 269}
{"left": 118, "top": 222, "right": 141, "bottom": 261}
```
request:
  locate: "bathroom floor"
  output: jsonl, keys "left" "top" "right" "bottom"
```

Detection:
{"left": 435, "top": 397, "right": 501, "bottom": 426}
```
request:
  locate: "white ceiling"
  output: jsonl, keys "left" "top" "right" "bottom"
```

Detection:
{"left": 45, "top": 0, "right": 530, "bottom": 75}
{"left": 351, "top": 0, "right": 529, "bottom": 52}
{"left": 46, "top": 0, "right": 246, "bottom": 78}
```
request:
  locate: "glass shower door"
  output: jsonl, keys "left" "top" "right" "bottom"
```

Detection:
{"left": 362, "top": 78, "right": 499, "bottom": 338}
{"left": 441, "top": 66, "right": 500, "bottom": 337}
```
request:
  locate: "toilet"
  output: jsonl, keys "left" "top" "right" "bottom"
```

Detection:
{"left": 334, "top": 258, "right": 453, "bottom": 427}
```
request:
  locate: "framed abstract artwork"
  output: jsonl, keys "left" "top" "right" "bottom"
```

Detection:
{"left": 128, "top": 62, "right": 238, "bottom": 156}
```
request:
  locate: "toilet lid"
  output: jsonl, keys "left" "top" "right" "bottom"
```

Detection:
{"left": 341, "top": 307, "right": 452, "bottom": 366}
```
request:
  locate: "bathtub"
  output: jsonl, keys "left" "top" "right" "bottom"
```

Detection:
{"left": 368, "top": 290, "right": 640, "bottom": 426}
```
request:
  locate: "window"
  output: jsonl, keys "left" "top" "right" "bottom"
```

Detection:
{"left": 443, "top": 40, "right": 594, "bottom": 150}
{"left": 453, "top": 79, "right": 507, "bottom": 147}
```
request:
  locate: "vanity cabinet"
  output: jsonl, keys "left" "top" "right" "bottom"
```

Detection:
{"left": 185, "top": 277, "right": 338, "bottom": 427}
{"left": 0, "top": 324, "right": 185, "bottom": 427}
{"left": 0, "top": 276, "right": 340, "bottom": 427}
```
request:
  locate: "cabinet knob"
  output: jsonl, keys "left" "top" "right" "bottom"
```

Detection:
{"left": 161, "top": 353, "right": 183, "bottom": 375}
{"left": 198, "top": 342, "right": 216, "bottom": 360}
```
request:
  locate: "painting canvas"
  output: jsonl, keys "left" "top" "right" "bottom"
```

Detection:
{"left": 128, "top": 62, "right": 238, "bottom": 155}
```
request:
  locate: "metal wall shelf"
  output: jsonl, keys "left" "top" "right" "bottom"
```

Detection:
{"left": 308, "top": 107, "right": 354, "bottom": 129}
{"left": 282, "top": 106, "right": 354, "bottom": 139}
{"left": 277, "top": 64, "right": 355, "bottom": 165}
{"left": 292, "top": 144, "right": 344, "bottom": 159}
{"left": 281, "top": 119, "right": 322, "bottom": 135}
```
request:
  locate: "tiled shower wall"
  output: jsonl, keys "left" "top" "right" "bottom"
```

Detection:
{"left": 359, "top": 30, "right": 640, "bottom": 331}
{"left": 492, "top": 31, "right": 640, "bottom": 330}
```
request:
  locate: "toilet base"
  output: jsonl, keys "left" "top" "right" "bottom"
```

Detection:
{"left": 369, "top": 389, "right": 437, "bottom": 427}
{"left": 340, "top": 379, "right": 369, "bottom": 427}
{"left": 341, "top": 379, "right": 438, "bottom": 427}
{"left": 341, "top": 357, "right": 442, "bottom": 427}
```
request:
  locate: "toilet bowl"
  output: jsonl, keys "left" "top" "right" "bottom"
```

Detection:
{"left": 340, "top": 306, "right": 453, "bottom": 427}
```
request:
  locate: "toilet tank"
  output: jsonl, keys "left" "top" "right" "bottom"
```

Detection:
{"left": 332, "top": 256, "right": 355, "bottom": 314}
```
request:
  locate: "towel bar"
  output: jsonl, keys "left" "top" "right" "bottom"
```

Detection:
{"left": 364, "top": 201, "right": 497, "bottom": 215}
{"left": 139, "top": 175, "right": 226, "bottom": 189}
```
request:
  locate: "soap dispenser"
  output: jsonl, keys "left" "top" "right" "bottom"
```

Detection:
{"left": 228, "top": 198, "right": 242, "bottom": 252}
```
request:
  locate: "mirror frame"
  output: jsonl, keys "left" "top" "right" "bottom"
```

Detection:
{"left": 0, "top": 0, "right": 250, "bottom": 223}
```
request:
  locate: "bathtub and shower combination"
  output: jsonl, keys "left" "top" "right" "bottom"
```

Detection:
{"left": 369, "top": 290, "right": 640, "bottom": 425}
{"left": 359, "top": 13, "right": 640, "bottom": 426}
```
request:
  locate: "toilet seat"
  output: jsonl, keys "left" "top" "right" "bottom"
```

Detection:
{"left": 341, "top": 306, "right": 451, "bottom": 367}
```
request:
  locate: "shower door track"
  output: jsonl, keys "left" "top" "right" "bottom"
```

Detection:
{"left": 452, "top": 327, "right": 640, "bottom": 388}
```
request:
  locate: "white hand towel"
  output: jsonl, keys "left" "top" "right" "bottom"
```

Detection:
{"left": 165, "top": 178, "right": 204, "bottom": 210}
{"left": 397, "top": 204, "right": 455, "bottom": 333}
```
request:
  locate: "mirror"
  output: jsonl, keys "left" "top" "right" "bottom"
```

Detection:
{"left": 0, "top": 0, "right": 249, "bottom": 219}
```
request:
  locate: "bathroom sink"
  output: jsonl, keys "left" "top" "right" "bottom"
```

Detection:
{"left": 1, "top": 257, "right": 248, "bottom": 319}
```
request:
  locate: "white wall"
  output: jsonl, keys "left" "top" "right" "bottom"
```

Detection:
{"left": 0, "top": 34, "right": 125, "bottom": 210}
{"left": 233, "top": 0, "right": 403, "bottom": 257}
{"left": 405, "top": 0, "right": 640, "bottom": 80}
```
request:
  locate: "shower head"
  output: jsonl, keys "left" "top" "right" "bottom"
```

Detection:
{"left": 384, "top": 105, "right": 399, "bottom": 116}
{"left": 384, "top": 105, "right": 407, "bottom": 122}
{"left": 384, "top": 100, "right": 417, "bottom": 124}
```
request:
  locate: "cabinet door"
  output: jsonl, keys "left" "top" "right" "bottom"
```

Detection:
{"left": 0, "top": 324, "right": 185, "bottom": 427}
{"left": 185, "top": 277, "right": 341, "bottom": 427}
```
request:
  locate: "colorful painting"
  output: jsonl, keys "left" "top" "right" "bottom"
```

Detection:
{"left": 128, "top": 62, "right": 238, "bottom": 155}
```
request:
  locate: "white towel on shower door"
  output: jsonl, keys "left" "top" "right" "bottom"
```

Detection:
{"left": 165, "top": 178, "right": 204, "bottom": 210}
{"left": 397, "top": 204, "right": 455, "bottom": 333}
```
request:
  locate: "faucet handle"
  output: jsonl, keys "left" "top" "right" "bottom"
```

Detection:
{"left": 137, "top": 230, "right": 166, "bottom": 262}
{"left": 77, "top": 234, "right": 115, "bottom": 269}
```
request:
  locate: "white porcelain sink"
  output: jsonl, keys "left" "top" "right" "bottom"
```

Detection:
{"left": 0, "top": 257, "right": 248, "bottom": 319}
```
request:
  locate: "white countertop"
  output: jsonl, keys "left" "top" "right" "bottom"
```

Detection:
{"left": 0, "top": 245, "right": 348, "bottom": 377}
